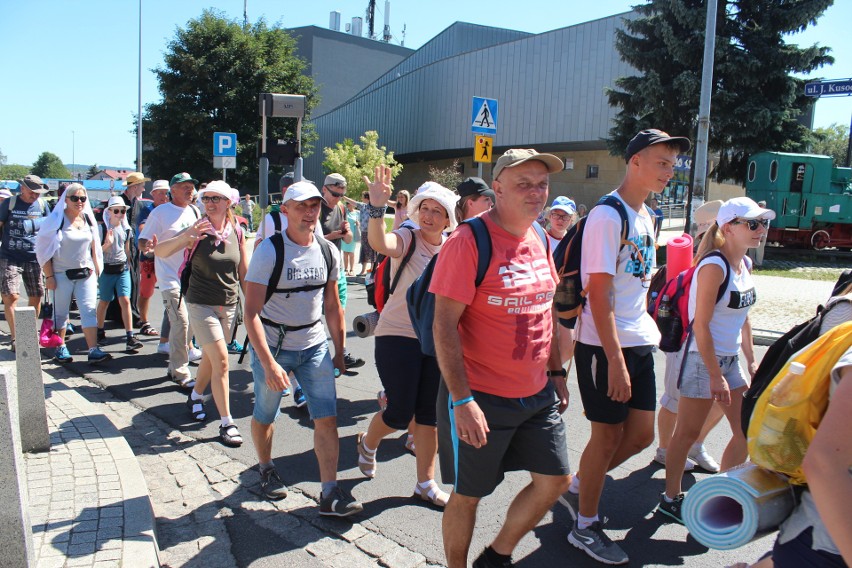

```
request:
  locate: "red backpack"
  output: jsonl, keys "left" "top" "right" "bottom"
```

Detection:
{"left": 365, "top": 227, "right": 416, "bottom": 313}
{"left": 650, "top": 251, "right": 730, "bottom": 352}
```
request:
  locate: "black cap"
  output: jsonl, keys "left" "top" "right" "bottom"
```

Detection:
{"left": 456, "top": 177, "right": 495, "bottom": 200}
{"left": 625, "top": 129, "right": 691, "bottom": 163}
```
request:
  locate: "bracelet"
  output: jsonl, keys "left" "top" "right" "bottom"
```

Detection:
{"left": 452, "top": 396, "right": 475, "bottom": 408}
{"left": 367, "top": 204, "right": 387, "bottom": 219}
{"left": 45, "top": 275, "right": 54, "bottom": 279}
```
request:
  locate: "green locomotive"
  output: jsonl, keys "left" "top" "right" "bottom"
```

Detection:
{"left": 745, "top": 151, "right": 852, "bottom": 250}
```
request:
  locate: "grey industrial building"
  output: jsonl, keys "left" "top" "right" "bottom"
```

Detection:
{"left": 293, "top": 11, "right": 735, "bottom": 206}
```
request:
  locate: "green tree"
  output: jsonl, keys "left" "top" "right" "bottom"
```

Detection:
{"left": 31, "top": 152, "right": 71, "bottom": 179}
{"left": 322, "top": 131, "right": 403, "bottom": 197}
{"left": 607, "top": 0, "right": 833, "bottom": 183}
{"left": 87, "top": 164, "right": 100, "bottom": 178}
{"left": 428, "top": 160, "right": 463, "bottom": 190}
{"left": 141, "top": 10, "right": 318, "bottom": 190}
{"left": 0, "top": 164, "right": 30, "bottom": 180}
{"left": 0, "top": 148, "right": 6, "bottom": 168}
{"left": 812, "top": 122, "right": 849, "bottom": 165}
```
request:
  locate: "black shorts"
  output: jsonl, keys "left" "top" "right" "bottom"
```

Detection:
{"left": 375, "top": 335, "right": 440, "bottom": 429}
{"left": 437, "top": 379, "right": 571, "bottom": 498}
{"left": 575, "top": 342, "right": 656, "bottom": 424}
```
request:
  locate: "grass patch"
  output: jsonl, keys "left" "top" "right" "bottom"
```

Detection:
{"left": 754, "top": 267, "right": 844, "bottom": 281}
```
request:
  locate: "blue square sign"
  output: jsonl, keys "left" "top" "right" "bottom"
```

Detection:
{"left": 213, "top": 132, "right": 237, "bottom": 157}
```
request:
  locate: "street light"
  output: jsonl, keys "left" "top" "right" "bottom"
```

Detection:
{"left": 137, "top": 0, "right": 143, "bottom": 172}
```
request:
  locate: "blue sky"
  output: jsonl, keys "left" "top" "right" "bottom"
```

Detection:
{"left": 1, "top": 0, "right": 849, "bottom": 168}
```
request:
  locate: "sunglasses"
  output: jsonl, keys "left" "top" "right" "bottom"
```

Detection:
{"left": 110, "top": 208, "right": 126, "bottom": 215}
{"left": 201, "top": 195, "right": 226, "bottom": 203}
{"left": 731, "top": 218, "right": 770, "bottom": 231}
{"left": 325, "top": 186, "right": 345, "bottom": 198}
{"left": 66, "top": 195, "right": 87, "bottom": 203}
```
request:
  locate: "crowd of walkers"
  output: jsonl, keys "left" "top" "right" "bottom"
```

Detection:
{"left": 2, "top": 126, "right": 849, "bottom": 568}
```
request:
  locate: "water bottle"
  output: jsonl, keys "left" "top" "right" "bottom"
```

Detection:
{"left": 769, "top": 362, "right": 806, "bottom": 406}
{"left": 657, "top": 294, "right": 671, "bottom": 319}
{"left": 648, "top": 291, "right": 659, "bottom": 315}
{"left": 657, "top": 294, "right": 683, "bottom": 352}
{"left": 754, "top": 363, "right": 808, "bottom": 471}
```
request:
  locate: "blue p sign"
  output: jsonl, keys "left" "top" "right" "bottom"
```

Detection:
{"left": 213, "top": 132, "right": 237, "bottom": 157}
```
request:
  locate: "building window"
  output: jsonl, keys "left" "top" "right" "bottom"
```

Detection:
{"left": 586, "top": 165, "right": 599, "bottom": 179}
{"left": 747, "top": 161, "right": 756, "bottom": 183}
{"left": 769, "top": 160, "right": 778, "bottom": 182}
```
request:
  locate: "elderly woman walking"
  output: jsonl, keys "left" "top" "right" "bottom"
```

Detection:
{"left": 35, "top": 183, "right": 110, "bottom": 364}
{"left": 155, "top": 180, "right": 248, "bottom": 447}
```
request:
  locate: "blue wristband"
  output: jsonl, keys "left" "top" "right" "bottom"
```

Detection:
{"left": 452, "top": 396, "right": 475, "bottom": 408}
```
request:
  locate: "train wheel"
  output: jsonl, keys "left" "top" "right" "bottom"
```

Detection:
{"left": 811, "top": 230, "right": 830, "bottom": 250}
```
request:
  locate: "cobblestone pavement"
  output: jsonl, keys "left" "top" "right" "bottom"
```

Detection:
{"left": 53, "top": 370, "right": 440, "bottom": 568}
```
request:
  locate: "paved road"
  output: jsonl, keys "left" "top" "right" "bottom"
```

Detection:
{"left": 10, "top": 275, "right": 787, "bottom": 568}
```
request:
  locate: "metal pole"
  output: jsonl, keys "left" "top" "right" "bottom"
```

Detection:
{"left": 294, "top": 117, "right": 303, "bottom": 182}
{"left": 259, "top": 99, "right": 268, "bottom": 239}
{"left": 72, "top": 130, "right": 75, "bottom": 180}
{"left": 690, "top": 0, "right": 718, "bottom": 235}
{"left": 137, "top": 0, "right": 143, "bottom": 172}
{"left": 846, "top": 111, "right": 852, "bottom": 168}
{"left": 223, "top": 169, "right": 226, "bottom": 183}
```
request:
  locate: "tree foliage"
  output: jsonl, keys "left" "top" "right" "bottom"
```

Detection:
{"left": 0, "top": 148, "right": 6, "bottom": 168}
{"left": 428, "top": 160, "right": 463, "bottom": 190}
{"left": 322, "top": 131, "right": 403, "bottom": 197}
{"left": 812, "top": 122, "right": 849, "bottom": 165}
{"left": 0, "top": 164, "right": 30, "bottom": 180}
{"left": 31, "top": 152, "right": 71, "bottom": 179}
{"left": 607, "top": 0, "right": 834, "bottom": 183}
{"left": 141, "top": 10, "right": 318, "bottom": 190}
{"left": 87, "top": 164, "right": 100, "bottom": 178}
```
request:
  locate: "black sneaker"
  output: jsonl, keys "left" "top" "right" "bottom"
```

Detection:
{"left": 657, "top": 492, "right": 685, "bottom": 524}
{"left": 319, "top": 486, "right": 363, "bottom": 517}
{"left": 472, "top": 548, "right": 514, "bottom": 568}
{"left": 343, "top": 351, "right": 365, "bottom": 369}
{"left": 126, "top": 335, "right": 144, "bottom": 351}
{"left": 259, "top": 468, "right": 288, "bottom": 501}
{"left": 96, "top": 329, "right": 106, "bottom": 346}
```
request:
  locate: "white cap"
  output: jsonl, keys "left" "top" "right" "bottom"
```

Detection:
{"left": 106, "top": 195, "right": 127, "bottom": 209}
{"left": 198, "top": 180, "right": 233, "bottom": 200}
{"left": 716, "top": 197, "right": 776, "bottom": 227}
{"left": 283, "top": 181, "right": 323, "bottom": 203}
{"left": 151, "top": 179, "right": 169, "bottom": 192}
{"left": 408, "top": 182, "right": 459, "bottom": 231}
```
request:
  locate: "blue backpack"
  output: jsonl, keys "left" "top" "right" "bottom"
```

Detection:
{"left": 406, "top": 216, "right": 548, "bottom": 357}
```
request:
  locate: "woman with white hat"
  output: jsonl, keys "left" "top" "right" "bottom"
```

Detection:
{"left": 155, "top": 180, "right": 248, "bottom": 447}
{"left": 35, "top": 183, "right": 110, "bottom": 364}
{"left": 355, "top": 166, "right": 457, "bottom": 507}
{"left": 659, "top": 197, "right": 775, "bottom": 523}
{"left": 95, "top": 196, "right": 144, "bottom": 352}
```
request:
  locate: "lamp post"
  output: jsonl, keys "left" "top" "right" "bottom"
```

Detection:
{"left": 137, "top": 0, "right": 143, "bottom": 172}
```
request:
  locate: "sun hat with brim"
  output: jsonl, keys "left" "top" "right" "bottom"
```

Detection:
{"left": 19, "top": 174, "right": 49, "bottom": 193}
{"left": 716, "top": 196, "right": 776, "bottom": 228}
{"left": 694, "top": 200, "right": 723, "bottom": 237}
{"left": 123, "top": 172, "right": 150, "bottom": 186}
{"left": 170, "top": 172, "right": 199, "bottom": 186}
{"left": 197, "top": 180, "right": 233, "bottom": 201}
{"left": 283, "top": 181, "right": 324, "bottom": 203}
{"left": 408, "top": 182, "right": 460, "bottom": 232}
{"left": 550, "top": 195, "right": 576, "bottom": 215}
{"left": 106, "top": 196, "right": 127, "bottom": 210}
{"left": 151, "top": 179, "right": 169, "bottom": 192}
{"left": 493, "top": 149, "right": 563, "bottom": 180}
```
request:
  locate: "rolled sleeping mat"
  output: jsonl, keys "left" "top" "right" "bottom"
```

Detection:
{"left": 665, "top": 232, "right": 694, "bottom": 278}
{"left": 353, "top": 311, "right": 380, "bottom": 338}
{"left": 683, "top": 462, "right": 796, "bottom": 550}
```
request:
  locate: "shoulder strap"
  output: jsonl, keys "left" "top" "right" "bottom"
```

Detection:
{"left": 266, "top": 232, "right": 286, "bottom": 303}
{"left": 190, "top": 204, "right": 201, "bottom": 219}
{"left": 531, "top": 220, "right": 549, "bottom": 254}
{"left": 272, "top": 212, "right": 282, "bottom": 233}
{"left": 462, "top": 217, "right": 493, "bottom": 287}
{"left": 8, "top": 195, "right": 16, "bottom": 210}
{"left": 317, "top": 237, "right": 334, "bottom": 279}
{"left": 644, "top": 204, "right": 657, "bottom": 233}
{"left": 388, "top": 227, "right": 417, "bottom": 296}
{"left": 700, "top": 250, "right": 732, "bottom": 305}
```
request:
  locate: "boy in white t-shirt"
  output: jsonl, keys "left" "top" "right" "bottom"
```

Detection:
{"left": 565, "top": 130, "right": 691, "bottom": 565}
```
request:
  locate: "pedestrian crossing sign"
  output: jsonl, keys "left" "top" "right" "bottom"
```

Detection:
{"left": 474, "top": 136, "right": 493, "bottom": 163}
{"left": 471, "top": 97, "right": 498, "bottom": 135}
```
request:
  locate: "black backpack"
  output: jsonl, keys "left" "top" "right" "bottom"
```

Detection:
{"left": 406, "top": 217, "right": 548, "bottom": 357}
{"left": 741, "top": 295, "right": 852, "bottom": 437}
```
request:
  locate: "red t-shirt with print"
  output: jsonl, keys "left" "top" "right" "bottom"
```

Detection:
{"left": 430, "top": 213, "right": 557, "bottom": 398}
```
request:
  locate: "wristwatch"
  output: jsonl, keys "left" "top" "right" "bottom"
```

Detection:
{"left": 546, "top": 369, "right": 567, "bottom": 378}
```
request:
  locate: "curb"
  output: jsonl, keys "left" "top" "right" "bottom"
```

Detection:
{"left": 45, "top": 375, "right": 161, "bottom": 567}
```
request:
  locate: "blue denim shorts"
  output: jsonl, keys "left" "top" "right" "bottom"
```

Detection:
{"left": 250, "top": 341, "right": 337, "bottom": 423}
{"left": 98, "top": 270, "right": 131, "bottom": 302}
{"left": 679, "top": 351, "right": 748, "bottom": 399}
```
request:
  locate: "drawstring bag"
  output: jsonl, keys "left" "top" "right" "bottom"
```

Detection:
{"left": 39, "top": 291, "right": 63, "bottom": 348}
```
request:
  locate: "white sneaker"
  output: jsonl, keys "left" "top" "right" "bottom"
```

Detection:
{"left": 188, "top": 347, "right": 203, "bottom": 362}
{"left": 688, "top": 443, "right": 721, "bottom": 473}
{"left": 157, "top": 342, "right": 170, "bottom": 355}
{"left": 654, "top": 447, "right": 695, "bottom": 472}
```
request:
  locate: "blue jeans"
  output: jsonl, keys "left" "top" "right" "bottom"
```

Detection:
{"left": 251, "top": 341, "right": 337, "bottom": 422}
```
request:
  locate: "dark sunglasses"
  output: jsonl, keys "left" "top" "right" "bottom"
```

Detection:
{"left": 731, "top": 218, "right": 770, "bottom": 231}
{"left": 201, "top": 195, "right": 225, "bottom": 203}
{"left": 66, "top": 195, "right": 87, "bottom": 203}
{"left": 325, "top": 186, "right": 345, "bottom": 198}
{"left": 110, "top": 208, "right": 126, "bottom": 215}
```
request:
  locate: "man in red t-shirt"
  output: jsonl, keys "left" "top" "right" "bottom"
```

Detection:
{"left": 431, "top": 149, "right": 572, "bottom": 568}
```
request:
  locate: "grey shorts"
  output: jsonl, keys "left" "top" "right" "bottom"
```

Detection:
{"left": 437, "top": 379, "right": 571, "bottom": 498}
{"left": 678, "top": 351, "right": 748, "bottom": 400}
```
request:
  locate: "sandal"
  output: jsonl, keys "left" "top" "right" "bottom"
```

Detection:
{"left": 219, "top": 424, "right": 243, "bottom": 447}
{"left": 186, "top": 393, "right": 207, "bottom": 421}
{"left": 414, "top": 480, "right": 450, "bottom": 507}
{"left": 139, "top": 321, "right": 159, "bottom": 336}
{"left": 356, "top": 432, "right": 377, "bottom": 478}
{"left": 403, "top": 433, "right": 416, "bottom": 455}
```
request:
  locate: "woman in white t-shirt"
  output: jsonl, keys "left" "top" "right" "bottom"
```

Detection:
{"left": 659, "top": 197, "right": 774, "bottom": 522}
{"left": 355, "top": 170, "right": 458, "bottom": 507}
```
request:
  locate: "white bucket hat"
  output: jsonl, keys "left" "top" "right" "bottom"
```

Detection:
{"left": 408, "top": 182, "right": 459, "bottom": 231}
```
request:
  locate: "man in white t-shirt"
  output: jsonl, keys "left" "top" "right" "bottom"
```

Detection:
{"left": 243, "top": 181, "right": 362, "bottom": 518}
{"left": 139, "top": 172, "right": 201, "bottom": 388}
{"left": 565, "top": 130, "right": 690, "bottom": 565}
